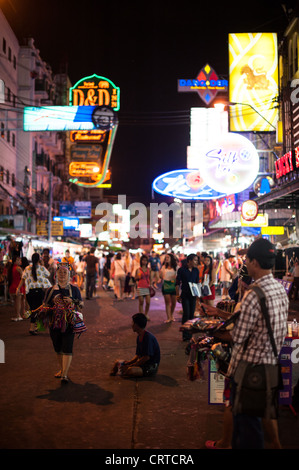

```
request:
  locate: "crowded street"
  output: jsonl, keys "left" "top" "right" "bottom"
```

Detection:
{"left": 0, "top": 280, "right": 299, "bottom": 452}
{"left": 1, "top": 0, "right": 299, "bottom": 456}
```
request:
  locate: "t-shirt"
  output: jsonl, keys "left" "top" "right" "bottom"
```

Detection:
{"left": 22, "top": 264, "right": 52, "bottom": 294}
{"left": 85, "top": 254, "right": 99, "bottom": 275}
{"left": 136, "top": 331, "right": 160, "bottom": 365}
{"left": 149, "top": 256, "right": 160, "bottom": 271}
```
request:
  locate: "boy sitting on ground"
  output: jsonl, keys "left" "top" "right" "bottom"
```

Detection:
{"left": 110, "top": 313, "right": 160, "bottom": 377}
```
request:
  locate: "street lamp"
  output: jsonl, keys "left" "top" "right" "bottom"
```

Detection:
{"left": 214, "top": 100, "right": 276, "bottom": 130}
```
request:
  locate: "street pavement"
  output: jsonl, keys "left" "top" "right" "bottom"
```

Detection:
{"left": 0, "top": 284, "right": 299, "bottom": 457}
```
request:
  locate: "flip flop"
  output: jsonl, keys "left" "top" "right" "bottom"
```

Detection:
{"left": 205, "top": 440, "right": 231, "bottom": 449}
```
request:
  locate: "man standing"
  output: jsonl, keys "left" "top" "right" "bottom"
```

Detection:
{"left": 220, "top": 253, "right": 235, "bottom": 300}
{"left": 149, "top": 251, "right": 161, "bottom": 288}
{"left": 84, "top": 247, "right": 99, "bottom": 299}
{"left": 210, "top": 238, "right": 288, "bottom": 448}
{"left": 176, "top": 253, "right": 199, "bottom": 341}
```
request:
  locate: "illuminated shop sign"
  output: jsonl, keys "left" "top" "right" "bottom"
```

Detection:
{"left": 241, "top": 213, "right": 268, "bottom": 227}
{"left": 68, "top": 74, "right": 120, "bottom": 189}
{"left": 178, "top": 64, "right": 228, "bottom": 105}
{"left": 241, "top": 200, "right": 258, "bottom": 222}
{"left": 69, "top": 161, "right": 101, "bottom": 177}
{"left": 152, "top": 169, "right": 226, "bottom": 200}
{"left": 216, "top": 195, "right": 236, "bottom": 217}
{"left": 199, "top": 133, "right": 259, "bottom": 194}
{"left": 188, "top": 107, "right": 228, "bottom": 169}
{"left": 70, "top": 130, "right": 106, "bottom": 143}
{"left": 23, "top": 105, "right": 115, "bottom": 132}
{"left": 69, "top": 74, "right": 120, "bottom": 111}
{"left": 275, "top": 149, "right": 299, "bottom": 179}
{"left": 229, "top": 33, "right": 278, "bottom": 132}
{"left": 53, "top": 217, "right": 80, "bottom": 230}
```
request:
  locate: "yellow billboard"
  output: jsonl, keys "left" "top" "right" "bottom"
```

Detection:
{"left": 229, "top": 33, "right": 278, "bottom": 132}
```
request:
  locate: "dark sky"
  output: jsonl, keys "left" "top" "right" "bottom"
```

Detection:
{"left": 0, "top": 0, "right": 297, "bottom": 202}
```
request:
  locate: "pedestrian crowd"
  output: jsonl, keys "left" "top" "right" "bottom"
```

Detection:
{"left": 0, "top": 238, "right": 295, "bottom": 449}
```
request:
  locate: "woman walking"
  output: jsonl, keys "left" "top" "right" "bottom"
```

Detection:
{"left": 40, "top": 262, "right": 83, "bottom": 384}
{"left": 160, "top": 253, "right": 177, "bottom": 323}
{"left": 7, "top": 255, "right": 25, "bottom": 321}
{"left": 135, "top": 254, "right": 151, "bottom": 320}
{"left": 111, "top": 252, "right": 127, "bottom": 300}
{"left": 17, "top": 252, "right": 51, "bottom": 335}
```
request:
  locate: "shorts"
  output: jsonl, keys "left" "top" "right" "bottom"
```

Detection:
{"left": 50, "top": 327, "right": 75, "bottom": 355}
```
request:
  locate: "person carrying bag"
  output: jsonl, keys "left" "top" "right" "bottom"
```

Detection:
{"left": 232, "top": 285, "right": 283, "bottom": 420}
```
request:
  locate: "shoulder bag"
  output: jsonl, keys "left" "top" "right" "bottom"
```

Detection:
{"left": 232, "top": 285, "right": 283, "bottom": 419}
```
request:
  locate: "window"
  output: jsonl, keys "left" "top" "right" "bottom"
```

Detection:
{"left": 6, "top": 170, "right": 9, "bottom": 184}
{"left": 2, "top": 38, "right": 6, "bottom": 53}
{"left": 8, "top": 47, "right": 11, "bottom": 62}
{"left": 11, "top": 173, "right": 15, "bottom": 187}
{"left": 1, "top": 123, "right": 4, "bottom": 138}
{"left": 13, "top": 55, "right": 16, "bottom": 69}
{"left": 0, "top": 167, "right": 3, "bottom": 181}
{"left": 6, "top": 130, "right": 10, "bottom": 143}
{"left": 12, "top": 133, "right": 15, "bottom": 147}
{"left": 7, "top": 87, "right": 11, "bottom": 102}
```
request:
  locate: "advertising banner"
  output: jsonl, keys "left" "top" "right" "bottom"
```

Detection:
{"left": 229, "top": 33, "right": 278, "bottom": 132}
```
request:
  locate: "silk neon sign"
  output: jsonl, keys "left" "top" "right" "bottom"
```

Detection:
{"left": 199, "top": 133, "right": 259, "bottom": 194}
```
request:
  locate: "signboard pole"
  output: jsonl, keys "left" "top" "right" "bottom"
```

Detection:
{"left": 48, "top": 172, "right": 53, "bottom": 242}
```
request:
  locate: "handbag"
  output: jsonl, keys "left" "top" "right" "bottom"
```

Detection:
{"left": 232, "top": 285, "right": 283, "bottom": 419}
{"left": 72, "top": 311, "right": 87, "bottom": 336}
{"left": 149, "top": 286, "right": 156, "bottom": 297}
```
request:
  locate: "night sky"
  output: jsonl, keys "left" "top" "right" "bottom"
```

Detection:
{"left": 0, "top": 0, "right": 297, "bottom": 202}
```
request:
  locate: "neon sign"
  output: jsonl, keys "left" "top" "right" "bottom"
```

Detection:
{"left": 199, "top": 133, "right": 259, "bottom": 194}
{"left": 152, "top": 169, "right": 226, "bottom": 200}
{"left": 68, "top": 74, "right": 120, "bottom": 189}
{"left": 70, "top": 130, "right": 106, "bottom": 143}
{"left": 178, "top": 64, "right": 228, "bottom": 105}
{"left": 69, "top": 161, "right": 101, "bottom": 177}
{"left": 275, "top": 151, "right": 293, "bottom": 179}
{"left": 69, "top": 74, "right": 120, "bottom": 111}
{"left": 241, "top": 200, "right": 258, "bottom": 222}
{"left": 23, "top": 105, "right": 109, "bottom": 131}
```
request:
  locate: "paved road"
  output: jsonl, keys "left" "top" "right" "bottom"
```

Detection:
{"left": 0, "top": 285, "right": 298, "bottom": 455}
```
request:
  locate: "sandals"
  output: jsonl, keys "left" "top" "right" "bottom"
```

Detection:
{"left": 205, "top": 440, "right": 231, "bottom": 449}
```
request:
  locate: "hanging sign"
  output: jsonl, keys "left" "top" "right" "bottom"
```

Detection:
{"left": 152, "top": 169, "right": 227, "bottom": 200}
{"left": 241, "top": 200, "right": 259, "bottom": 221}
{"left": 178, "top": 63, "right": 228, "bottom": 105}
{"left": 199, "top": 133, "right": 259, "bottom": 194}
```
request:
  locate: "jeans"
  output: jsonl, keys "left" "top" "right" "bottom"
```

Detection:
{"left": 86, "top": 273, "right": 96, "bottom": 298}
{"left": 181, "top": 295, "right": 196, "bottom": 340}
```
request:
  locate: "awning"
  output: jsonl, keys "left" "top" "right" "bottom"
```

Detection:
{"left": 255, "top": 179, "right": 299, "bottom": 210}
